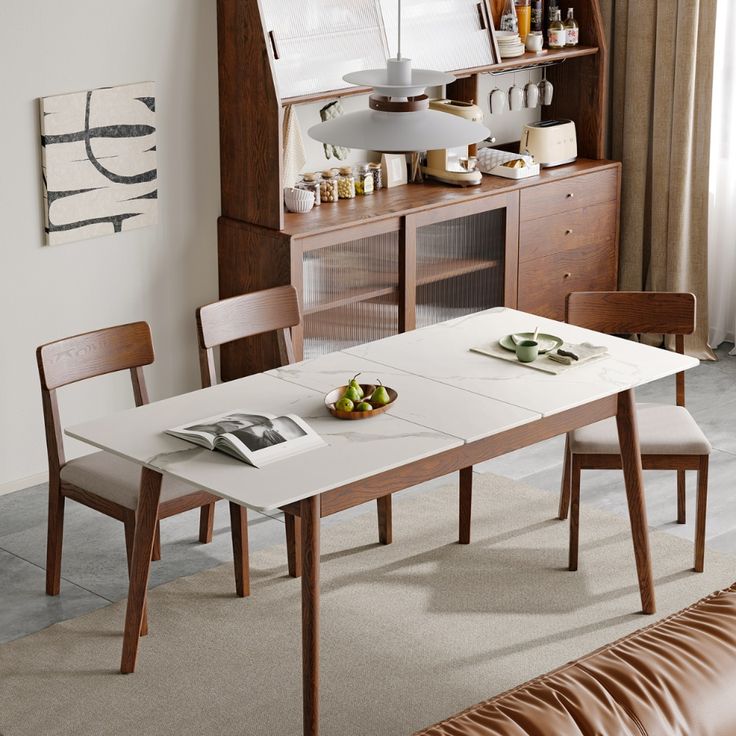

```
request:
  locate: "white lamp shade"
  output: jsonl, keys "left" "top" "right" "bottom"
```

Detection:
{"left": 308, "top": 109, "right": 490, "bottom": 153}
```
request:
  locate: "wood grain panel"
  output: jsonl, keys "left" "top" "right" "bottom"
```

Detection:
{"left": 218, "top": 217, "right": 293, "bottom": 379}
{"left": 519, "top": 202, "right": 616, "bottom": 262}
{"left": 517, "top": 240, "right": 617, "bottom": 320}
{"left": 520, "top": 168, "right": 618, "bottom": 221}
{"left": 565, "top": 292, "right": 697, "bottom": 335}
{"left": 217, "top": 0, "right": 283, "bottom": 229}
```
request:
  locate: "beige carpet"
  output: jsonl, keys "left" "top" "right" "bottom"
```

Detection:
{"left": 1, "top": 474, "right": 734, "bottom": 736}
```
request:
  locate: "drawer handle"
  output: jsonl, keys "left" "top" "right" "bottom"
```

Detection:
{"left": 565, "top": 228, "right": 573, "bottom": 235}
{"left": 566, "top": 192, "right": 575, "bottom": 199}
{"left": 563, "top": 272, "right": 572, "bottom": 279}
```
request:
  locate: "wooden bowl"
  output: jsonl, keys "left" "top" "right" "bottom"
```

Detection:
{"left": 325, "top": 384, "right": 398, "bottom": 420}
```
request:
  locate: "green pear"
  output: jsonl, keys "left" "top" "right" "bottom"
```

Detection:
{"left": 371, "top": 381, "right": 391, "bottom": 406}
{"left": 335, "top": 397, "right": 354, "bottom": 412}
{"left": 348, "top": 373, "right": 364, "bottom": 399}
{"left": 355, "top": 401, "right": 373, "bottom": 412}
{"left": 343, "top": 385, "right": 361, "bottom": 403}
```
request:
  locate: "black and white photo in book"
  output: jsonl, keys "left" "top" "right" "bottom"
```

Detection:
{"left": 166, "top": 411, "right": 324, "bottom": 468}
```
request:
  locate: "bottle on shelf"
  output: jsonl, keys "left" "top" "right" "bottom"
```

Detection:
{"left": 547, "top": 0, "right": 559, "bottom": 29}
{"left": 564, "top": 8, "right": 579, "bottom": 46}
{"left": 515, "top": 0, "right": 531, "bottom": 42}
{"left": 548, "top": 7, "right": 566, "bottom": 49}
{"left": 500, "top": 0, "right": 519, "bottom": 33}
{"left": 531, "top": 0, "right": 543, "bottom": 33}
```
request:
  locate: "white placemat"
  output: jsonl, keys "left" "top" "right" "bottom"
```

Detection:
{"left": 470, "top": 341, "right": 609, "bottom": 375}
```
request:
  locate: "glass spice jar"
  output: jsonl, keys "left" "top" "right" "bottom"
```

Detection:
{"left": 337, "top": 166, "right": 356, "bottom": 199}
{"left": 319, "top": 169, "right": 339, "bottom": 203}
{"left": 355, "top": 164, "right": 374, "bottom": 195}
{"left": 296, "top": 172, "right": 321, "bottom": 206}
{"left": 369, "top": 162, "right": 383, "bottom": 190}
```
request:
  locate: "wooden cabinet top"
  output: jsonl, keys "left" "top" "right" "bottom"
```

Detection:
{"left": 282, "top": 159, "right": 620, "bottom": 238}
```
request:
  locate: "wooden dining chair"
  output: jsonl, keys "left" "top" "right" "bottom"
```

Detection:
{"left": 557, "top": 292, "right": 711, "bottom": 572}
{"left": 37, "top": 321, "right": 250, "bottom": 622}
{"left": 196, "top": 285, "right": 393, "bottom": 578}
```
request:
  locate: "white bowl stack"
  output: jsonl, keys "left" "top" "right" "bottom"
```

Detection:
{"left": 496, "top": 31, "right": 526, "bottom": 59}
{"left": 284, "top": 187, "right": 315, "bottom": 214}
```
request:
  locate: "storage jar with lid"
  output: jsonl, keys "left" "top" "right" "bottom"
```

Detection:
{"left": 355, "top": 164, "right": 374, "bottom": 195}
{"left": 319, "top": 169, "right": 339, "bottom": 203}
{"left": 369, "top": 162, "right": 383, "bottom": 190}
{"left": 296, "top": 172, "right": 321, "bottom": 206}
{"left": 338, "top": 166, "right": 356, "bottom": 199}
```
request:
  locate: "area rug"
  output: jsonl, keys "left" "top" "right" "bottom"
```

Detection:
{"left": 1, "top": 474, "right": 734, "bottom": 736}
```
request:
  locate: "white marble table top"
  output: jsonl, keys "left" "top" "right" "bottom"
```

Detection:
{"left": 67, "top": 308, "right": 697, "bottom": 512}
{"left": 345, "top": 308, "right": 698, "bottom": 417}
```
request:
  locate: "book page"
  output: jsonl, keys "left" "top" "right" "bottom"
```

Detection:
{"left": 167, "top": 411, "right": 277, "bottom": 450}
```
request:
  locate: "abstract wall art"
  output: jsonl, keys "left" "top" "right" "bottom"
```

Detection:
{"left": 40, "top": 81, "right": 157, "bottom": 246}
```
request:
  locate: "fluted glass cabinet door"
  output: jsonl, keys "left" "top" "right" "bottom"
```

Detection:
{"left": 302, "top": 232, "right": 399, "bottom": 358}
{"left": 415, "top": 208, "right": 506, "bottom": 329}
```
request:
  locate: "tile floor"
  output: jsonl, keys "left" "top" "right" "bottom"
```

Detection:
{"left": 1, "top": 344, "right": 733, "bottom": 643}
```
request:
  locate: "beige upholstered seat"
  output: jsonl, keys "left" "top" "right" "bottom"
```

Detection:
{"left": 570, "top": 403, "right": 712, "bottom": 456}
{"left": 60, "top": 452, "right": 202, "bottom": 510}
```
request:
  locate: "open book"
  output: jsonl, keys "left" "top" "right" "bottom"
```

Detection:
{"left": 166, "top": 411, "right": 325, "bottom": 468}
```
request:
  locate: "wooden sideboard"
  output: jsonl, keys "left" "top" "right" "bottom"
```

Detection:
{"left": 218, "top": 159, "right": 620, "bottom": 379}
{"left": 216, "top": 0, "right": 617, "bottom": 380}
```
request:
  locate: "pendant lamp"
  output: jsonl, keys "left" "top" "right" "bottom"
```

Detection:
{"left": 308, "top": 1, "right": 490, "bottom": 153}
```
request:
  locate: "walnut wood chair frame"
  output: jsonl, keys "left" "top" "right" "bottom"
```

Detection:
{"left": 196, "top": 285, "right": 394, "bottom": 578}
{"left": 557, "top": 291, "right": 710, "bottom": 572}
{"left": 37, "top": 322, "right": 247, "bottom": 631}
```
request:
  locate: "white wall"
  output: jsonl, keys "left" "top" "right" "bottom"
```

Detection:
{"left": 0, "top": 0, "right": 220, "bottom": 490}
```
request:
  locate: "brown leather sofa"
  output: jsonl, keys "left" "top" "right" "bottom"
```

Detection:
{"left": 414, "top": 584, "right": 736, "bottom": 735}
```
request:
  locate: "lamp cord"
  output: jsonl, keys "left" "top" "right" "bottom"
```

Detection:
{"left": 397, "top": 0, "right": 402, "bottom": 59}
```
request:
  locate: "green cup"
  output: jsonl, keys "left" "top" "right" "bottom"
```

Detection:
{"left": 516, "top": 339, "right": 539, "bottom": 363}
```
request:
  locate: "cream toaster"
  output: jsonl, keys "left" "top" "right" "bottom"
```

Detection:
{"left": 520, "top": 119, "right": 577, "bottom": 167}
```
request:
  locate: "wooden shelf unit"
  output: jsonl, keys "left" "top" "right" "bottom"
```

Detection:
{"left": 216, "top": 0, "right": 616, "bottom": 379}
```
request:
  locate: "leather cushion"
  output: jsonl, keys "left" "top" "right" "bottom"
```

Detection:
{"left": 414, "top": 585, "right": 736, "bottom": 736}
{"left": 60, "top": 452, "right": 201, "bottom": 510}
{"left": 570, "top": 403, "right": 711, "bottom": 455}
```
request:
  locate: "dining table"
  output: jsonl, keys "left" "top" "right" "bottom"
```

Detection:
{"left": 66, "top": 307, "right": 698, "bottom": 736}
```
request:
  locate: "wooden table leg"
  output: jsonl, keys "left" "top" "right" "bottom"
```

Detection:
{"left": 615, "top": 389, "right": 656, "bottom": 615}
{"left": 301, "top": 495, "right": 321, "bottom": 736}
{"left": 377, "top": 495, "right": 393, "bottom": 545}
{"left": 120, "top": 467, "right": 162, "bottom": 674}
{"left": 286, "top": 513, "right": 302, "bottom": 578}
{"left": 458, "top": 466, "right": 473, "bottom": 544}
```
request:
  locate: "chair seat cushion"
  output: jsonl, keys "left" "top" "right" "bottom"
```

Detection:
{"left": 570, "top": 403, "right": 711, "bottom": 455}
{"left": 60, "top": 452, "right": 202, "bottom": 510}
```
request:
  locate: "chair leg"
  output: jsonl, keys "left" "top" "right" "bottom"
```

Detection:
{"left": 124, "top": 515, "right": 149, "bottom": 637}
{"left": 229, "top": 502, "right": 250, "bottom": 597}
{"left": 199, "top": 502, "right": 216, "bottom": 544}
{"left": 694, "top": 456, "right": 709, "bottom": 573}
{"left": 377, "top": 495, "right": 393, "bottom": 545}
{"left": 46, "top": 481, "right": 65, "bottom": 596}
{"left": 151, "top": 521, "right": 161, "bottom": 561}
{"left": 677, "top": 470, "right": 686, "bottom": 524}
{"left": 459, "top": 466, "right": 473, "bottom": 544}
{"left": 285, "top": 513, "right": 302, "bottom": 578}
{"left": 558, "top": 435, "right": 572, "bottom": 520}
{"left": 569, "top": 458, "right": 582, "bottom": 571}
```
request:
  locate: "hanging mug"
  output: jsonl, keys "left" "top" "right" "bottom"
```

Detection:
{"left": 490, "top": 87, "right": 507, "bottom": 114}
{"left": 525, "top": 81, "right": 539, "bottom": 108}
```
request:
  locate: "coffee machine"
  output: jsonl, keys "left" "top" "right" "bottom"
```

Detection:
{"left": 421, "top": 99, "right": 486, "bottom": 186}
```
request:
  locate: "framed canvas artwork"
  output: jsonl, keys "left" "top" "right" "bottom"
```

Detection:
{"left": 40, "top": 81, "right": 157, "bottom": 246}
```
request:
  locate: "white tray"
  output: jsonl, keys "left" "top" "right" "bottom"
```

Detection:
{"left": 488, "top": 162, "right": 540, "bottom": 179}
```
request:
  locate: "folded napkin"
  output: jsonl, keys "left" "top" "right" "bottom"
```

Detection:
{"left": 547, "top": 342, "right": 609, "bottom": 365}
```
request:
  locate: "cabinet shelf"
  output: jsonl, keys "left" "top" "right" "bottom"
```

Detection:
{"left": 417, "top": 258, "right": 501, "bottom": 286}
{"left": 280, "top": 46, "right": 599, "bottom": 106}
{"left": 303, "top": 285, "right": 398, "bottom": 315}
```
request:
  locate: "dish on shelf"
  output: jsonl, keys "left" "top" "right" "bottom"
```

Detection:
{"left": 284, "top": 187, "right": 315, "bottom": 213}
{"left": 325, "top": 384, "right": 398, "bottom": 420}
{"left": 498, "top": 333, "right": 563, "bottom": 354}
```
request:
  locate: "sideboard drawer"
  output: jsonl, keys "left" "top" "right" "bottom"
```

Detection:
{"left": 517, "top": 240, "right": 617, "bottom": 321}
{"left": 520, "top": 168, "right": 618, "bottom": 221}
{"left": 519, "top": 202, "right": 617, "bottom": 262}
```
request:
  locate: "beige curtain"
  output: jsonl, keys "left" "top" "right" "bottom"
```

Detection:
{"left": 601, "top": 0, "right": 717, "bottom": 358}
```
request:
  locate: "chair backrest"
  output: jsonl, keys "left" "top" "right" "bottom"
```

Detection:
{"left": 195, "top": 285, "right": 301, "bottom": 388}
{"left": 36, "top": 322, "right": 155, "bottom": 473}
{"left": 566, "top": 291, "right": 696, "bottom": 406}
